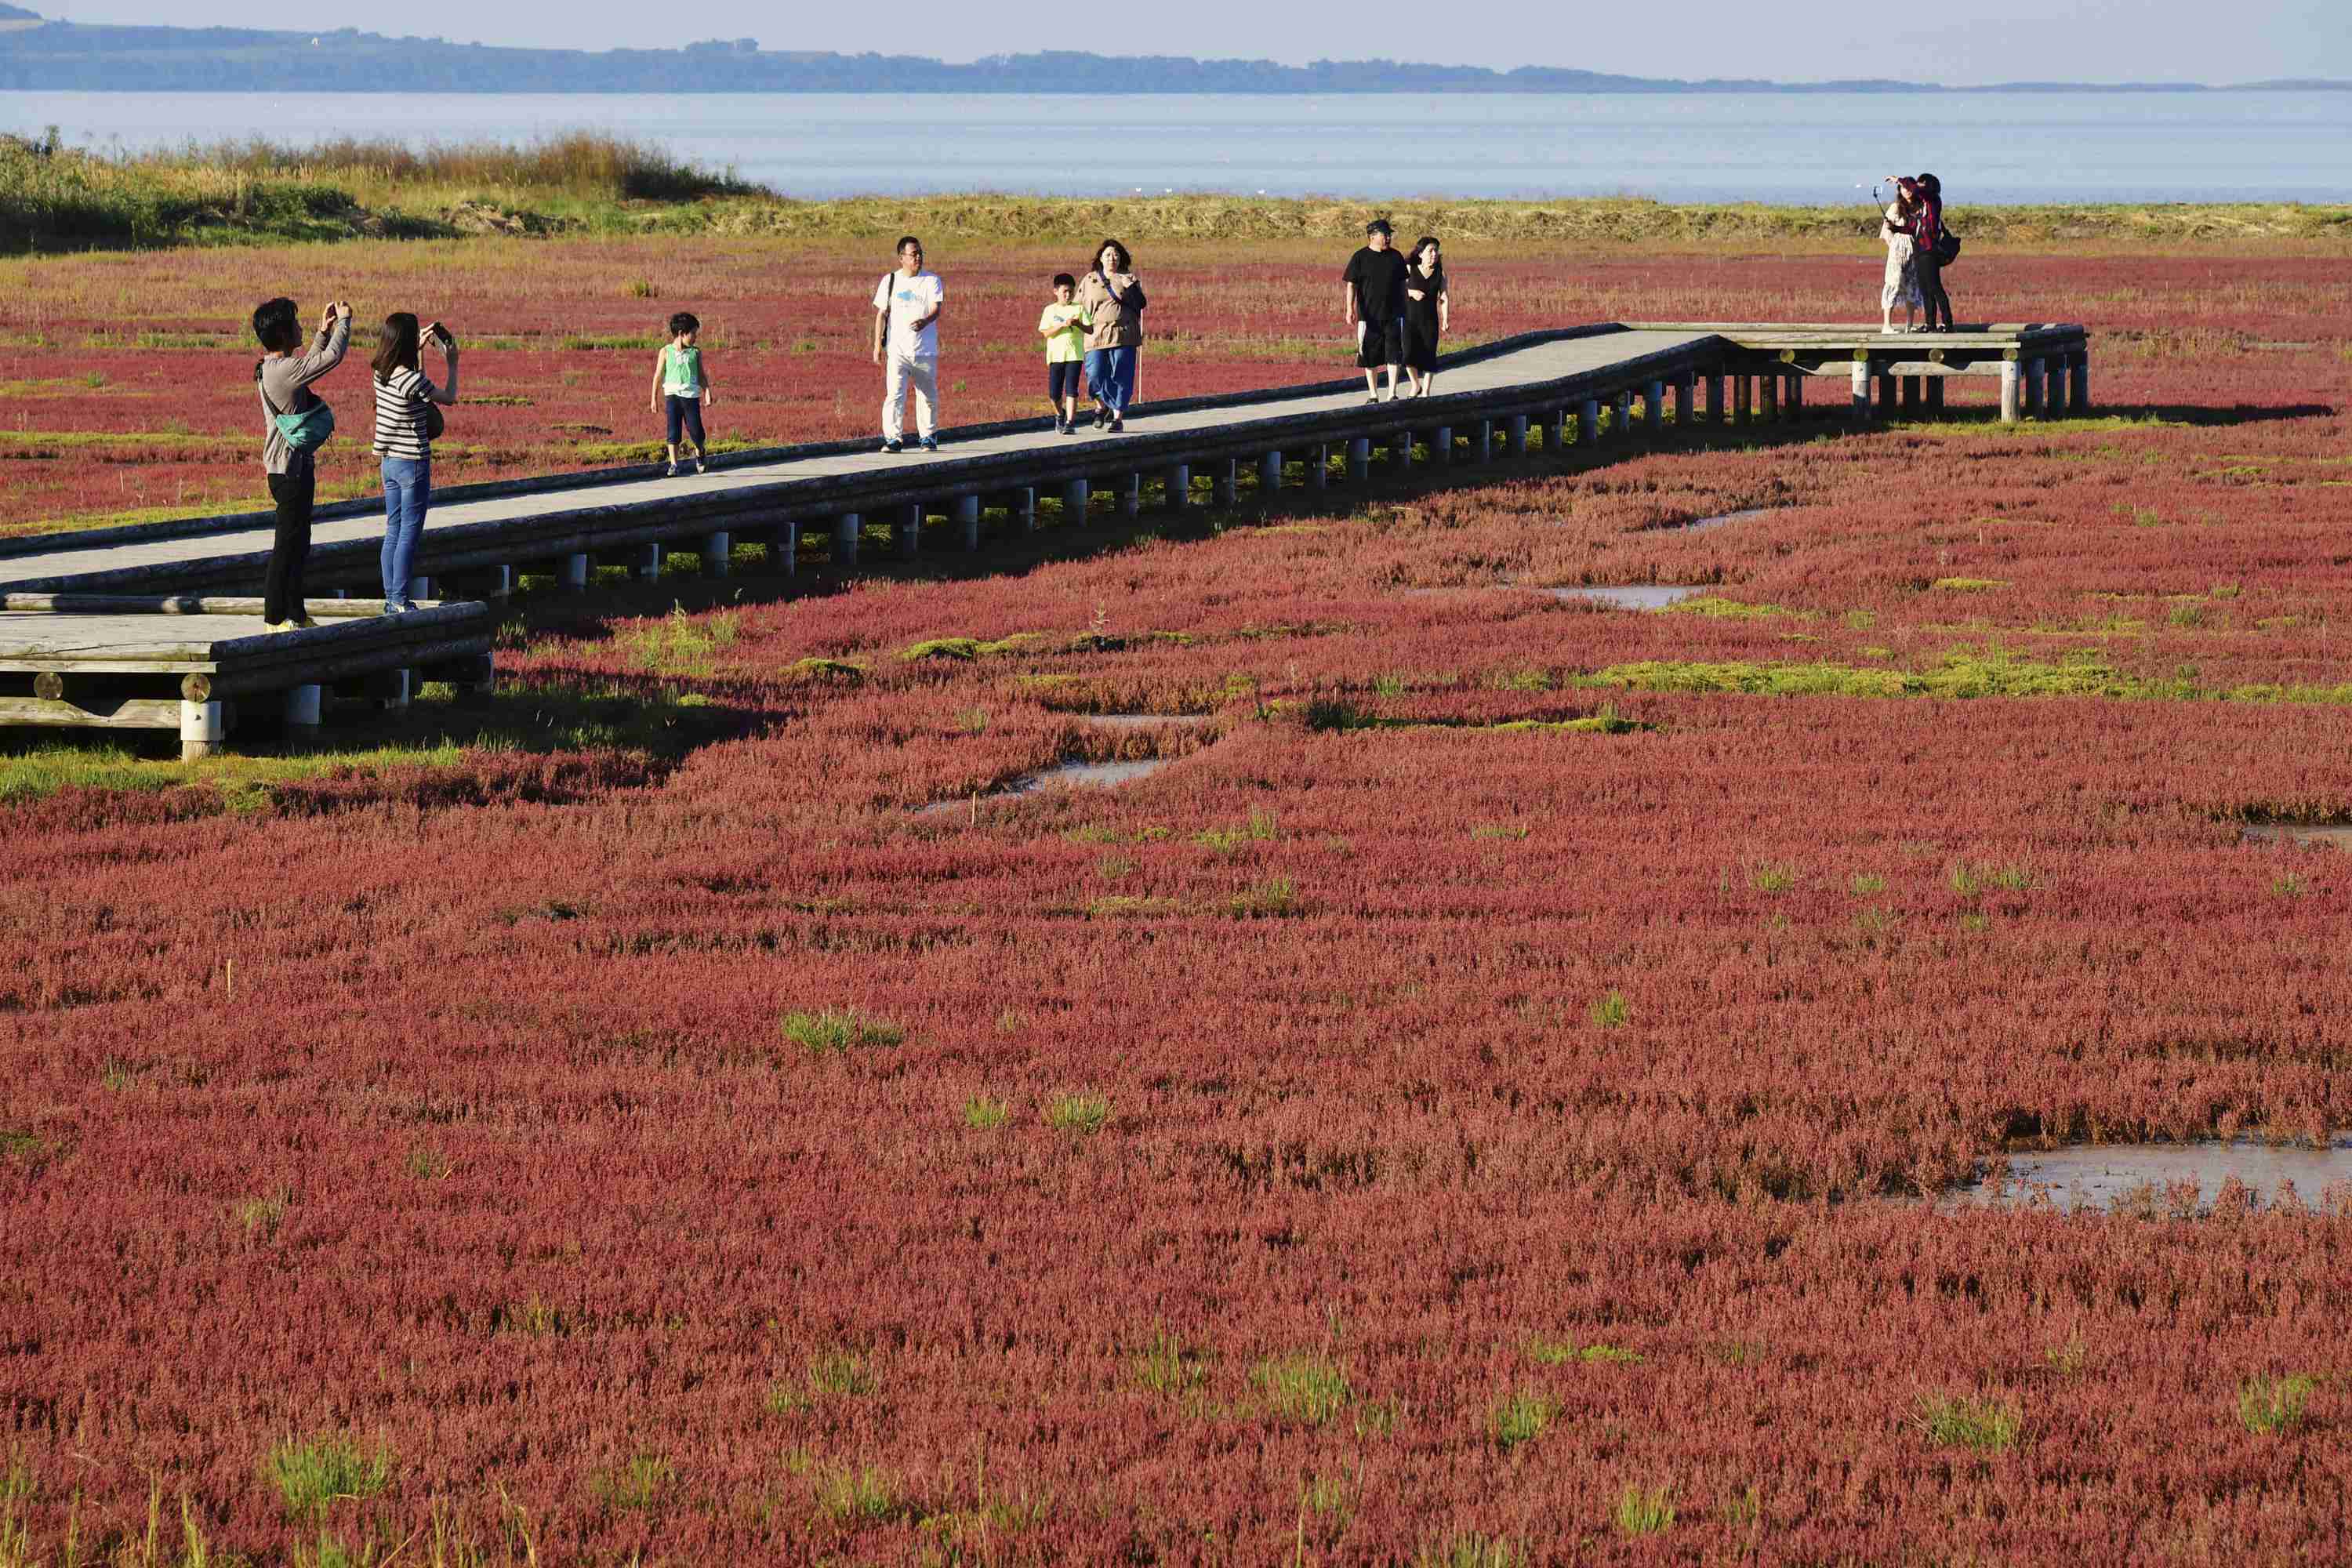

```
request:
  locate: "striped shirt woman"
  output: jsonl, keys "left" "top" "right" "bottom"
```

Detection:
{"left": 368, "top": 312, "right": 459, "bottom": 611}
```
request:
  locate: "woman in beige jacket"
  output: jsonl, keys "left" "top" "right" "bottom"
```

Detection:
{"left": 1077, "top": 238, "right": 1146, "bottom": 431}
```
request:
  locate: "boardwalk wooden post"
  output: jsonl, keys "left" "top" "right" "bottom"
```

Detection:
{"left": 2023, "top": 358, "right": 2044, "bottom": 417}
{"left": 702, "top": 531, "right": 731, "bottom": 578}
{"left": 1733, "top": 376, "right": 1751, "bottom": 426}
{"left": 1644, "top": 380, "right": 1664, "bottom": 432}
{"left": 2000, "top": 358, "right": 2021, "bottom": 423}
{"left": 2069, "top": 351, "right": 2091, "bottom": 415}
{"left": 1472, "top": 419, "right": 1492, "bottom": 462}
{"left": 953, "top": 494, "right": 981, "bottom": 550}
{"left": 1673, "top": 374, "right": 1692, "bottom": 427}
{"left": 1760, "top": 374, "right": 1780, "bottom": 423}
{"left": 895, "top": 504, "right": 921, "bottom": 557}
{"left": 561, "top": 553, "right": 590, "bottom": 592}
{"left": 1260, "top": 451, "right": 1283, "bottom": 496}
{"left": 1578, "top": 399, "right": 1599, "bottom": 447}
{"left": 405, "top": 575, "right": 433, "bottom": 604}
{"left": 1216, "top": 459, "right": 1241, "bottom": 504}
{"left": 1898, "top": 377, "right": 1918, "bottom": 414}
{"left": 1063, "top": 478, "right": 1091, "bottom": 521}
{"left": 1926, "top": 377, "right": 1945, "bottom": 413}
{"left": 179, "top": 697, "right": 226, "bottom": 762}
{"left": 1433, "top": 426, "right": 1453, "bottom": 465}
{"left": 634, "top": 543, "right": 662, "bottom": 581}
{"left": 1704, "top": 372, "right": 1724, "bottom": 425}
{"left": 1613, "top": 390, "right": 1632, "bottom": 438}
{"left": 1348, "top": 439, "right": 1371, "bottom": 483}
{"left": 1850, "top": 359, "right": 1871, "bottom": 425}
{"left": 1121, "top": 473, "right": 1143, "bottom": 517}
{"left": 1308, "top": 445, "right": 1328, "bottom": 488}
{"left": 1015, "top": 488, "right": 1039, "bottom": 531}
{"left": 1508, "top": 414, "right": 1529, "bottom": 456}
{"left": 1788, "top": 374, "right": 1804, "bottom": 418}
{"left": 1163, "top": 465, "right": 1190, "bottom": 509}
{"left": 773, "top": 522, "right": 797, "bottom": 575}
{"left": 833, "top": 512, "right": 860, "bottom": 566}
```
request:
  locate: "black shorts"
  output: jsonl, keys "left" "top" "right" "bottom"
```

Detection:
{"left": 1356, "top": 316, "right": 1403, "bottom": 369}
{"left": 1047, "top": 361, "right": 1083, "bottom": 401}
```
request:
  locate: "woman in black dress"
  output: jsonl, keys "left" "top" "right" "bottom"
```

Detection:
{"left": 1400, "top": 236, "right": 1449, "bottom": 398}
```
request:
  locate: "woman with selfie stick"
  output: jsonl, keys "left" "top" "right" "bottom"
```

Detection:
{"left": 369, "top": 311, "right": 460, "bottom": 612}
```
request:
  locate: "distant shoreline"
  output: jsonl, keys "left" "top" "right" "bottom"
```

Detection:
{"left": 0, "top": 16, "right": 2343, "bottom": 96}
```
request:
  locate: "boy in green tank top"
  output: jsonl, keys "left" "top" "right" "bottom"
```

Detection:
{"left": 649, "top": 311, "right": 715, "bottom": 475}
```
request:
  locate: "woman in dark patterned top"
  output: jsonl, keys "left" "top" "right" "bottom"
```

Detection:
{"left": 1399, "top": 235, "right": 1450, "bottom": 398}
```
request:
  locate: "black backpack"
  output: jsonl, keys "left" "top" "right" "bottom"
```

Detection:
{"left": 1935, "top": 228, "right": 1962, "bottom": 267}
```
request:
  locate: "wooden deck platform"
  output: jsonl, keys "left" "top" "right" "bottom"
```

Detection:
{"left": 0, "top": 321, "right": 2088, "bottom": 755}
{"left": 0, "top": 597, "right": 495, "bottom": 759}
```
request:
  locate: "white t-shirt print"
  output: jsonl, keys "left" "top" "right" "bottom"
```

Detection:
{"left": 873, "top": 270, "right": 945, "bottom": 358}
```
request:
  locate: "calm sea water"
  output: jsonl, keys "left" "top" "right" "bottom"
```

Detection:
{"left": 5, "top": 90, "right": 2348, "bottom": 204}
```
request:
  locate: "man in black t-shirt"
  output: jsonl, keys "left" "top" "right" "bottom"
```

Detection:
{"left": 1341, "top": 219, "right": 1409, "bottom": 401}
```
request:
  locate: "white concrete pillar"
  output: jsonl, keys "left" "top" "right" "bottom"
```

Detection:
{"left": 1853, "top": 361, "right": 1874, "bottom": 424}
{"left": 179, "top": 699, "right": 227, "bottom": 762}
{"left": 281, "top": 684, "right": 321, "bottom": 729}
{"left": 1999, "top": 361, "right": 2020, "bottom": 423}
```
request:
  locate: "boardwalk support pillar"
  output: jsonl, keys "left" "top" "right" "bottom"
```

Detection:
{"left": 895, "top": 506, "right": 921, "bottom": 557}
{"left": 561, "top": 553, "right": 590, "bottom": 593}
{"left": 953, "top": 494, "right": 981, "bottom": 550}
{"left": 1163, "top": 466, "right": 1190, "bottom": 509}
{"left": 1926, "top": 378, "right": 1944, "bottom": 414}
{"left": 1704, "top": 373, "right": 1724, "bottom": 425}
{"left": 833, "top": 512, "right": 860, "bottom": 566}
{"left": 1432, "top": 426, "right": 1452, "bottom": 466}
{"left": 1645, "top": 379, "right": 1664, "bottom": 432}
{"left": 635, "top": 543, "right": 662, "bottom": 581}
{"left": 1260, "top": 450, "right": 1283, "bottom": 497}
{"left": 702, "top": 531, "right": 731, "bottom": 578}
{"left": 771, "top": 522, "right": 797, "bottom": 575}
{"left": 1348, "top": 438, "right": 1371, "bottom": 484}
{"left": 1851, "top": 361, "right": 1871, "bottom": 425}
{"left": 1063, "top": 479, "right": 1090, "bottom": 521}
{"left": 1015, "top": 488, "right": 1038, "bottom": 531}
{"left": 2069, "top": 352, "right": 2091, "bottom": 415}
{"left": 1508, "top": 415, "right": 1529, "bottom": 456}
{"left": 1761, "top": 376, "right": 1780, "bottom": 423}
{"left": 1579, "top": 399, "right": 1600, "bottom": 448}
{"left": 1613, "top": 390, "right": 1632, "bottom": 438}
{"left": 1122, "top": 473, "right": 1142, "bottom": 517}
{"left": 1999, "top": 359, "right": 2021, "bottom": 423}
{"left": 1474, "top": 420, "right": 1493, "bottom": 462}
{"left": 281, "top": 684, "right": 321, "bottom": 734}
{"left": 1673, "top": 374, "right": 1692, "bottom": 427}
{"left": 1215, "top": 460, "right": 1240, "bottom": 505}
{"left": 179, "top": 698, "right": 225, "bottom": 763}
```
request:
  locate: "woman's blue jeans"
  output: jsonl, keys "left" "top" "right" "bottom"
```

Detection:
{"left": 379, "top": 456, "right": 430, "bottom": 608}
{"left": 1085, "top": 347, "right": 1137, "bottom": 418}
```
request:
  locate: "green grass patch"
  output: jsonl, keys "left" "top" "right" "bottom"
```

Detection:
{"left": 902, "top": 637, "right": 982, "bottom": 662}
{"left": 1588, "top": 993, "right": 1630, "bottom": 1029}
{"left": 1661, "top": 595, "right": 1815, "bottom": 621}
{"left": 1252, "top": 1352, "right": 1352, "bottom": 1425}
{"left": 590, "top": 1454, "right": 673, "bottom": 1512}
{"left": 1914, "top": 1392, "right": 2022, "bottom": 1453}
{"left": 1613, "top": 1484, "right": 1675, "bottom": 1537}
{"left": 618, "top": 603, "right": 739, "bottom": 675}
{"left": 2238, "top": 1374, "right": 2315, "bottom": 1436}
{"left": 263, "top": 1434, "right": 394, "bottom": 1517}
{"left": 1490, "top": 1392, "right": 1554, "bottom": 1452}
{"left": 780, "top": 1007, "right": 906, "bottom": 1054}
{"left": 1044, "top": 1093, "right": 1112, "bottom": 1135}
{"left": 963, "top": 1094, "right": 1010, "bottom": 1130}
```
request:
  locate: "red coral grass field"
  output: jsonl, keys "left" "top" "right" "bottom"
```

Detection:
{"left": 3, "top": 238, "right": 2352, "bottom": 1563}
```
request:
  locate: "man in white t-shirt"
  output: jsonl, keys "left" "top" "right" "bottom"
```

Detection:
{"left": 870, "top": 235, "right": 945, "bottom": 452}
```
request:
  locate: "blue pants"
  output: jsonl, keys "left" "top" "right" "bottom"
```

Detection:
{"left": 1085, "top": 347, "right": 1137, "bottom": 418}
{"left": 666, "top": 394, "right": 706, "bottom": 449}
{"left": 379, "top": 456, "right": 430, "bottom": 608}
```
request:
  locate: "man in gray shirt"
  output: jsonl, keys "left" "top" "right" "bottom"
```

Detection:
{"left": 253, "top": 296, "right": 350, "bottom": 628}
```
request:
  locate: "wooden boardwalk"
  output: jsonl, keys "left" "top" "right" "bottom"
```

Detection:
{"left": 0, "top": 321, "right": 2089, "bottom": 757}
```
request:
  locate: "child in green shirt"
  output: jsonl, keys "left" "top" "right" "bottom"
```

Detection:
{"left": 1037, "top": 274, "right": 1088, "bottom": 435}
{"left": 649, "top": 311, "right": 714, "bottom": 475}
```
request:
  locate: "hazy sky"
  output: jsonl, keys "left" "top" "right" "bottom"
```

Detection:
{"left": 27, "top": 0, "right": 2350, "bottom": 82}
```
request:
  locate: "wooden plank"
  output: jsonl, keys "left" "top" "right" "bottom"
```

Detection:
{"left": 0, "top": 696, "right": 180, "bottom": 730}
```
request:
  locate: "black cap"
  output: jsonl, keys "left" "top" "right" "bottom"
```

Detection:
{"left": 1366, "top": 218, "right": 1392, "bottom": 235}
